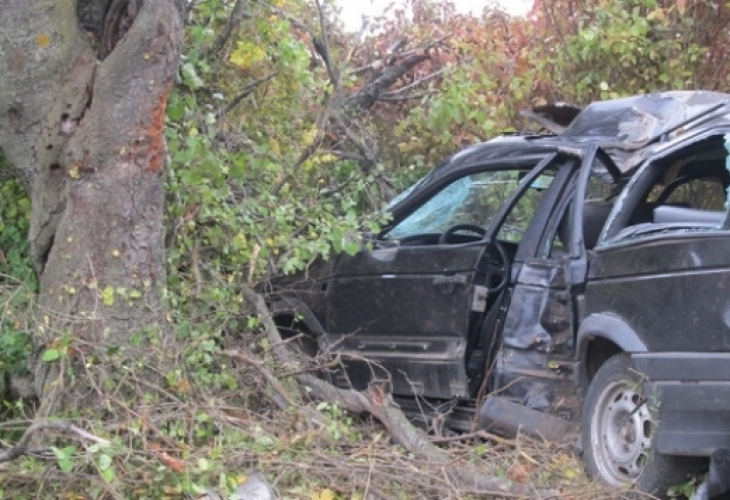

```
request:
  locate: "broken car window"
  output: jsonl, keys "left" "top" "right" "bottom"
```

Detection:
{"left": 384, "top": 168, "right": 554, "bottom": 242}
{"left": 604, "top": 134, "right": 730, "bottom": 243}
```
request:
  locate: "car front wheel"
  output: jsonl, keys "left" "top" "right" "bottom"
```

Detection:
{"left": 581, "top": 354, "right": 698, "bottom": 498}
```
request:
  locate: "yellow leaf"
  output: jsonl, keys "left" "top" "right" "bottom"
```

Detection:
{"left": 229, "top": 42, "right": 267, "bottom": 69}
{"left": 311, "top": 489, "right": 336, "bottom": 500}
{"left": 563, "top": 467, "right": 582, "bottom": 479}
{"left": 36, "top": 33, "right": 51, "bottom": 48}
{"left": 646, "top": 8, "right": 665, "bottom": 21}
{"left": 301, "top": 127, "right": 318, "bottom": 147}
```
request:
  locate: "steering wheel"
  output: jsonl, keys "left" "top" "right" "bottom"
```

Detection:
{"left": 438, "top": 223, "right": 487, "bottom": 245}
{"left": 486, "top": 238, "right": 510, "bottom": 294}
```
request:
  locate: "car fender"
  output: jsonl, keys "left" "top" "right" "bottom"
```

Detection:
{"left": 575, "top": 313, "right": 647, "bottom": 396}
{"left": 577, "top": 312, "right": 647, "bottom": 355}
{"left": 269, "top": 297, "right": 325, "bottom": 337}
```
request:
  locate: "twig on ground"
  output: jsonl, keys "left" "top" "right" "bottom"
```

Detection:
{"left": 0, "top": 420, "right": 110, "bottom": 464}
{"left": 429, "top": 429, "right": 517, "bottom": 446}
{"left": 221, "top": 349, "right": 297, "bottom": 410}
{"left": 239, "top": 284, "right": 551, "bottom": 497}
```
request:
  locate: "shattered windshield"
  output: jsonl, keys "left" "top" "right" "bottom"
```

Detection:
{"left": 384, "top": 168, "right": 551, "bottom": 241}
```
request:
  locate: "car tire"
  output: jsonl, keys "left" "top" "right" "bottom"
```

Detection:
{"left": 582, "top": 353, "right": 699, "bottom": 498}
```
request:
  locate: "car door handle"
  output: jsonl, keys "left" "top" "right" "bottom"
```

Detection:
{"left": 433, "top": 274, "right": 468, "bottom": 286}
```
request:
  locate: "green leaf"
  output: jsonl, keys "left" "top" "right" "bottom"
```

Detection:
{"left": 101, "top": 286, "right": 115, "bottom": 306}
{"left": 52, "top": 446, "right": 75, "bottom": 473}
{"left": 100, "top": 467, "right": 115, "bottom": 483}
{"left": 98, "top": 454, "right": 112, "bottom": 471}
{"left": 42, "top": 349, "right": 61, "bottom": 362}
{"left": 181, "top": 62, "right": 204, "bottom": 89}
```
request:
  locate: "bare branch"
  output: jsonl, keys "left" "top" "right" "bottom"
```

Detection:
{"left": 344, "top": 53, "right": 430, "bottom": 113}
{"left": 217, "top": 71, "right": 279, "bottom": 119}
{"left": 313, "top": 0, "right": 338, "bottom": 86}
{"left": 221, "top": 349, "right": 298, "bottom": 411}
{"left": 381, "top": 67, "right": 449, "bottom": 96}
{"left": 205, "top": 0, "right": 251, "bottom": 55}
{"left": 347, "top": 36, "right": 450, "bottom": 76}
{"left": 376, "top": 91, "right": 435, "bottom": 102}
{"left": 0, "top": 421, "right": 110, "bottom": 464}
{"left": 334, "top": 114, "right": 377, "bottom": 169}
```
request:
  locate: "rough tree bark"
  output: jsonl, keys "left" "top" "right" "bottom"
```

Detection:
{"left": 0, "top": 0, "right": 183, "bottom": 414}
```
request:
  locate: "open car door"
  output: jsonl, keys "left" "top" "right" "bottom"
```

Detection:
{"left": 323, "top": 154, "right": 560, "bottom": 400}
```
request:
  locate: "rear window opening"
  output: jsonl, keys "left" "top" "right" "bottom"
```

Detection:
{"left": 604, "top": 134, "right": 730, "bottom": 243}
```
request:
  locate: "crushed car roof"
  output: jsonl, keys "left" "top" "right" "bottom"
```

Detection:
{"left": 534, "top": 90, "right": 730, "bottom": 172}
{"left": 388, "top": 91, "right": 730, "bottom": 213}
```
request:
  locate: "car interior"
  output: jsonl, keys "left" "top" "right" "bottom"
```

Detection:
{"left": 607, "top": 135, "right": 730, "bottom": 242}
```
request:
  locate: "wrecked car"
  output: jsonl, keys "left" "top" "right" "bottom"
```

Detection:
{"left": 266, "top": 91, "right": 730, "bottom": 497}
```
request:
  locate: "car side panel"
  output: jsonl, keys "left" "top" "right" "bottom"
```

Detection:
{"left": 586, "top": 234, "right": 730, "bottom": 352}
{"left": 633, "top": 353, "right": 730, "bottom": 455}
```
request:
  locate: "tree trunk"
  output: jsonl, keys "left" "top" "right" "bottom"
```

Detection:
{"left": 0, "top": 0, "right": 182, "bottom": 415}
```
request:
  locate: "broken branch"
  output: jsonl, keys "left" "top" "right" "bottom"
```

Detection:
{"left": 221, "top": 349, "right": 298, "bottom": 411}
{"left": 240, "top": 285, "right": 546, "bottom": 497}
{"left": 0, "top": 421, "right": 110, "bottom": 464}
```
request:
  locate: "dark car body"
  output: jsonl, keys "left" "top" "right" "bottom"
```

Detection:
{"left": 266, "top": 91, "right": 730, "bottom": 496}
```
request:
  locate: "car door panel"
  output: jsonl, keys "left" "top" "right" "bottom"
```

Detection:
{"left": 324, "top": 243, "right": 487, "bottom": 399}
{"left": 327, "top": 244, "right": 486, "bottom": 338}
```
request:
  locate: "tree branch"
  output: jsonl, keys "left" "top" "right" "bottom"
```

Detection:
{"left": 240, "top": 285, "right": 545, "bottom": 497}
{"left": 265, "top": 4, "right": 315, "bottom": 38}
{"left": 205, "top": 0, "right": 251, "bottom": 56}
{"left": 380, "top": 67, "right": 448, "bottom": 97}
{"left": 313, "top": 0, "right": 338, "bottom": 86}
{"left": 344, "top": 53, "right": 430, "bottom": 114}
{"left": 0, "top": 421, "right": 110, "bottom": 464}
{"left": 217, "top": 71, "right": 279, "bottom": 119}
{"left": 220, "top": 349, "right": 298, "bottom": 411}
{"left": 376, "top": 91, "right": 435, "bottom": 102}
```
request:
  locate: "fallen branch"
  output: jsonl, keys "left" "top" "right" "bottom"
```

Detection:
{"left": 430, "top": 429, "right": 516, "bottom": 447}
{"left": 240, "top": 285, "right": 549, "bottom": 497}
{"left": 0, "top": 421, "right": 110, "bottom": 464}
{"left": 221, "top": 349, "right": 298, "bottom": 411}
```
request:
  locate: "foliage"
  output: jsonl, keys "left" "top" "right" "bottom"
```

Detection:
{"left": 0, "top": 0, "right": 725, "bottom": 497}
{"left": 164, "top": 0, "right": 389, "bottom": 346}
{"left": 0, "top": 177, "right": 34, "bottom": 403}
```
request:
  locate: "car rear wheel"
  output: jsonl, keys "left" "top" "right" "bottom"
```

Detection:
{"left": 582, "top": 354, "right": 698, "bottom": 498}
